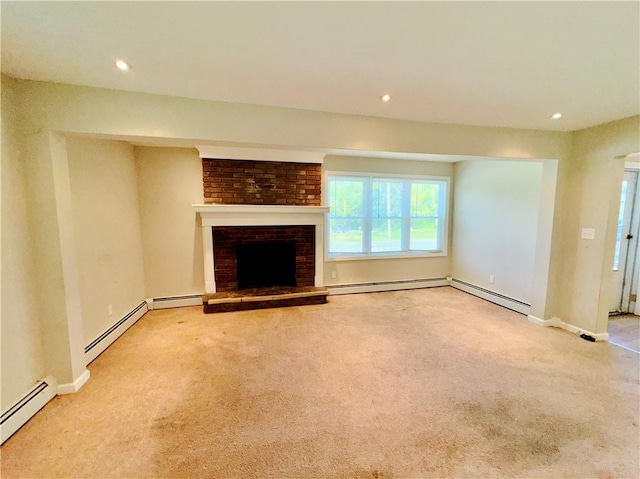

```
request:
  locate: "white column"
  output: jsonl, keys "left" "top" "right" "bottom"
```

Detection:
{"left": 202, "top": 226, "right": 216, "bottom": 293}
{"left": 315, "top": 223, "right": 324, "bottom": 286}
{"left": 28, "top": 132, "right": 90, "bottom": 392}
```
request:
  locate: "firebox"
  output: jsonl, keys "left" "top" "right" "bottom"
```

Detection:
{"left": 211, "top": 225, "right": 316, "bottom": 292}
{"left": 236, "top": 242, "right": 296, "bottom": 290}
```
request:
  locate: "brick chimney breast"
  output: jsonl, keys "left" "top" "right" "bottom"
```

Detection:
{"left": 202, "top": 158, "right": 322, "bottom": 205}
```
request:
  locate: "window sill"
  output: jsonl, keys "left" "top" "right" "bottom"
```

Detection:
{"left": 325, "top": 251, "right": 447, "bottom": 262}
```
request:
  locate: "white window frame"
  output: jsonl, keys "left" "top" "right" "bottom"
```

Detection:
{"left": 324, "top": 171, "right": 450, "bottom": 261}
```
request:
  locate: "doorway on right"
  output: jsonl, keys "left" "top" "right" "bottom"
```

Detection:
{"left": 608, "top": 168, "right": 640, "bottom": 352}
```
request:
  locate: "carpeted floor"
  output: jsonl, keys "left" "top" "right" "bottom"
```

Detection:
{"left": 609, "top": 314, "right": 640, "bottom": 353}
{"left": 1, "top": 287, "right": 639, "bottom": 478}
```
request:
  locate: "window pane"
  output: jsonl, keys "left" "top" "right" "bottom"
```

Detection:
{"left": 411, "top": 182, "right": 440, "bottom": 217}
{"left": 613, "top": 181, "right": 628, "bottom": 270}
{"left": 410, "top": 218, "right": 439, "bottom": 250}
{"left": 329, "top": 178, "right": 364, "bottom": 217}
{"left": 329, "top": 219, "right": 364, "bottom": 253}
{"left": 372, "top": 219, "right": 402, "bottom": 252}
{"left": 371, "top": 180, "right": 403, "bottom": 218}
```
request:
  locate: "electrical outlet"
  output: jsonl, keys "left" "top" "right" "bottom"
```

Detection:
{"left": 331, "top": 271, "right": 337, "bottom": 279}
{"left": 108, "top": 304, "right": 113, "bottom": 316}
{"left": 581, "top": 228, "right": 595, "bottom": 240}
{"left": 489, "top": 275, "right": 495, "bottom": 284}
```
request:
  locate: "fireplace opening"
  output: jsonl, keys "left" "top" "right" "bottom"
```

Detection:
{"left": 236, "top": 241, "right": 296, "bottom": 290}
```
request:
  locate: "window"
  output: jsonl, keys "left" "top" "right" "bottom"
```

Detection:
{"left": 613, "top": 180, "right": 628, "bottom": 271}
{"left": 326, "top": 173, "right": 449, "bottom": 259}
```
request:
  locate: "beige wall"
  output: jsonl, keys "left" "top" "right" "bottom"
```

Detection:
{"left": 135, "top": 150, "right": 455, "bottom": 296}
{"left": 1, "top": 77, "right": 46, "bottom": 409}
{"left": 13, "top": 77, "right": 572, "bottom": 161}
{"left": 24, "top": 131, "right": 88, "bottom": 386}
{"left": 67, "top": 137, "right": 146, "bottom": 345}
{"left": 135, "top": 146, "right": 204, "bottom": 298}
{"left": 323, "top": 155, "right": 454, "bottom": 285}
{"left": 565, "top": 116, "right": 640, "bottom": 334}
{"left": 452, "top": 160, "right": 544, "bottom": 303}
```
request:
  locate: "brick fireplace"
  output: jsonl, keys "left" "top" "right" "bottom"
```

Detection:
{"left": 194, "top": 203, "right": 328, "bottom": 295}
{"left": 193, "top": 150, "right": 329, "bottom": 306}
{"left": 212, "top": 225, "right": 315, "bottom": 292}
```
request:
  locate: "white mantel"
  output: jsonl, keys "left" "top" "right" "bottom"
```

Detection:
{"left": 194, "top": 204, "right": 330, "bottom": 293}
{"left": 196, "top": 145, "right": 325, "bottom": 164}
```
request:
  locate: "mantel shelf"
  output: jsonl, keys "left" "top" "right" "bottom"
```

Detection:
{"left": 193, "top": 204, "right": 329, "bottom": 215}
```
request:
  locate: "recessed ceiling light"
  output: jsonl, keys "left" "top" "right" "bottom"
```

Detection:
{"left": 115, "top": 60, "right": 131, "bottom": 71}
{"left": 551, "top": 112, "right": 562, "bottom": 120}
{"left": 380, "top": 94, "right": 391, "bottom": 102}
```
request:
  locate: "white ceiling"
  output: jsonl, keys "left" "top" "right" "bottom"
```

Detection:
{"left": 2, "top": 1, "right": 638, "bottom": 132}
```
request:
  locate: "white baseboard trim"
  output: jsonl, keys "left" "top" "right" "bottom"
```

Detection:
{"left": 527, "top": 315, "right": 555, "bottom": 326}
{"left": 551, "top": 317, "right": 609, "bottom": 341}
{"left": 57, "top": 369, "right": 90, "bottom": 395}
{"left": 450, "top": 278, "right": 531, "bottom": 315}
{"left": 152, "top": 294, "right": 203, "bottom": 309}
{"left": 327, "top": 278, "right": 449, "bottom": 295}
{"left": 1, "top": 376, "right": 57, "bottom": 445}
{"left": 85, "top": 300, "right": 148, "bottom": 365}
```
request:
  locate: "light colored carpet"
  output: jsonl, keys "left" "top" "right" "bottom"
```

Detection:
{"left": 2, "top": 287, "right": 639, "bottom": 478}
{"left": 609, "top": 314, "right": 640, "bottom": 353}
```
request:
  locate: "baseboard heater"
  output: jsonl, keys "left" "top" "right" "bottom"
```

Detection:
{"left": 1, "top": 377, "right": 56, "bottom": 445}
{"left": 450, "top": 278, "right": 531, "bottom": 315}
{"left": 152, "top": 294, "right": 203, "bottom": 309}
{"left": 327, "top": 277, "right": 449, "bottom": 295}
{"left": 85, "top": 300, "right": 148, "bottom": 364}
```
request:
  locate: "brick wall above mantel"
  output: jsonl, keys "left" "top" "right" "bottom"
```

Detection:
{"left": 202, "top": 158, "right": 321, "bottom": 205}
